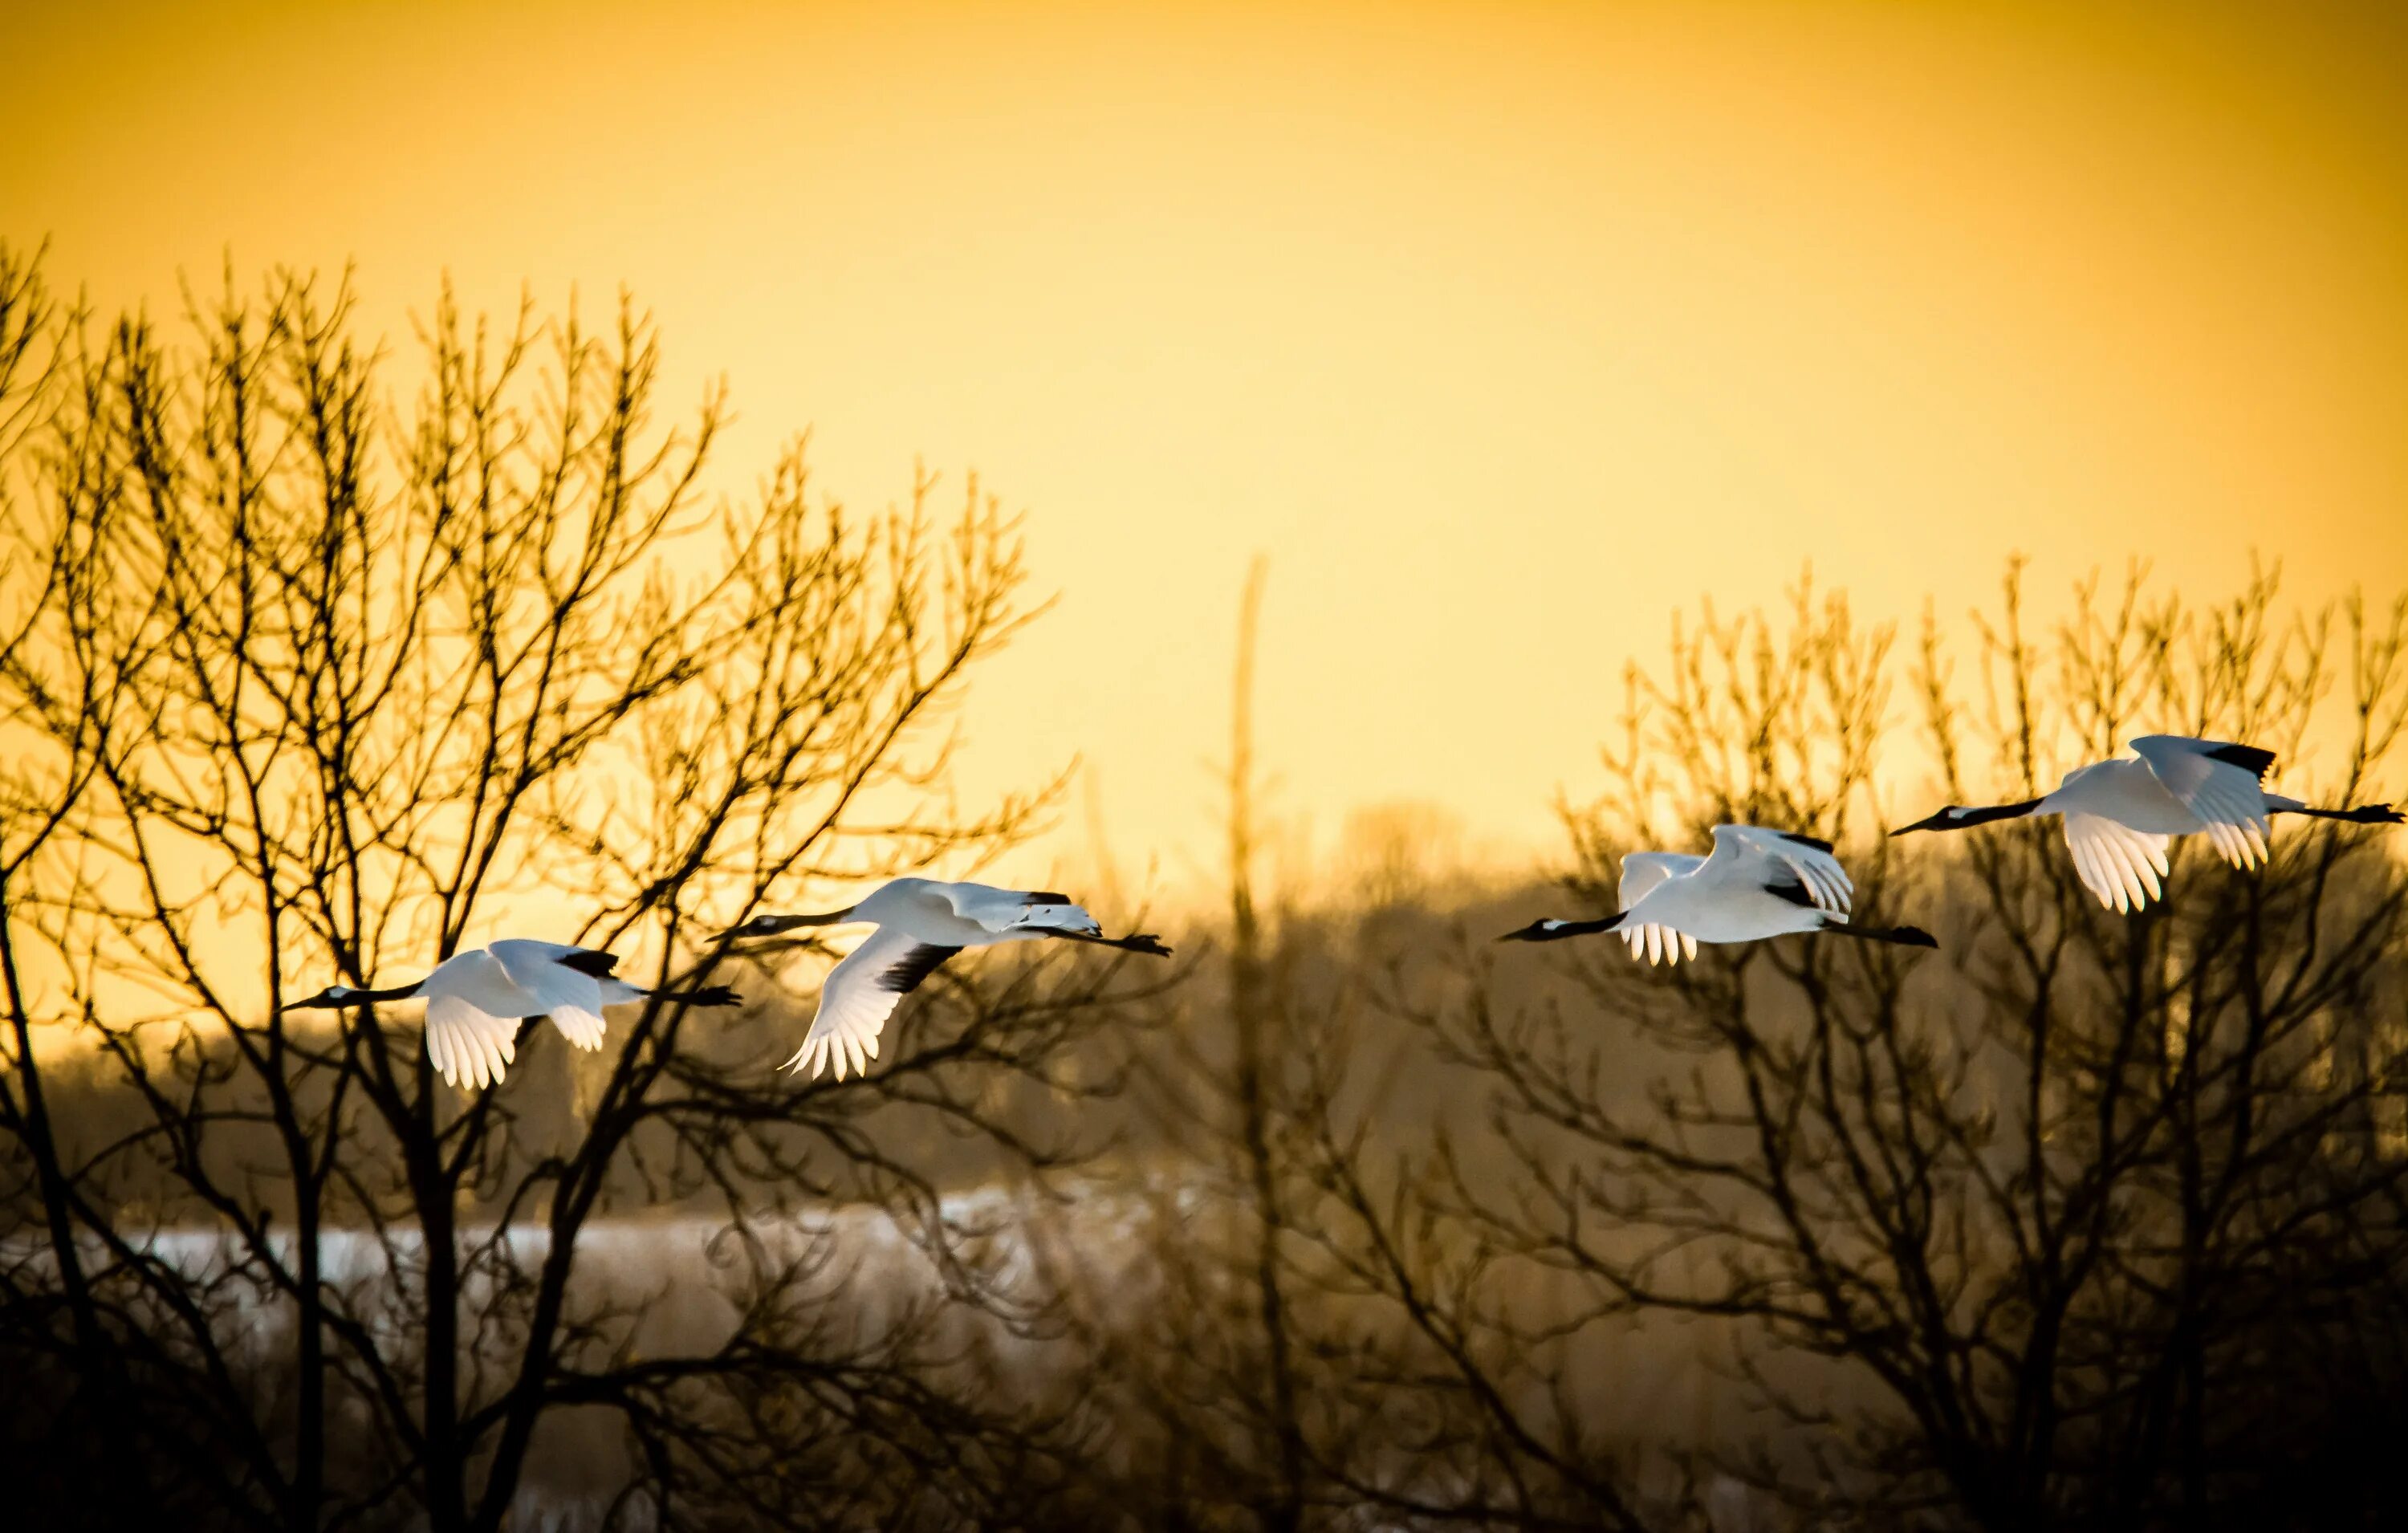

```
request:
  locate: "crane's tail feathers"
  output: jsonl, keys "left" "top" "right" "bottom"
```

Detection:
{"left": 1822, "top": 920, "right": 1940, "bottom": 949}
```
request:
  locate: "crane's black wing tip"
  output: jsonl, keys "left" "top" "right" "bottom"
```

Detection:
{"left": 877, "top": 945, "right": 965, "bottom": 994}
{"left": 2205, "top": 742, "right": 2277, "bottom": 779}
{"left": 559, "top": 949, "right": 620, "bottom": 978}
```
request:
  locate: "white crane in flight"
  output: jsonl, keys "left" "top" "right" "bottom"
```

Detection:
{"left": 723, "top": 877, "right": 1171, "bottom": 1080}
{"left": 1892, "top": 734, "right": 2402, "bottom": 913}
{"left": 284, "top": 940, "right": 739, "bottom": 1089}
{"left": 1499, "top": 825, "right": 1934, "bottom": 954}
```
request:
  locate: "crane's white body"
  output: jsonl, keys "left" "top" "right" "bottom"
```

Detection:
{"left": 1528, "top": 825, "right": 1859, "bottom": 958}
{"left": 414, "top": 940, "right": 641, "bottom": 1089}
{"left": 2030, "top": 736, "right": 2303, "bottom": 913}
{"left": 787, "top": 878, "right": 1106, "bottom": 1080}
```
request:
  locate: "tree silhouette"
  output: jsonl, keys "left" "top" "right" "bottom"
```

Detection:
{"left": 10, "top": 238, "right": 2408, "bottom": 1533}
{"left": 1391, "top": 564, "right": 2408, "bottom": 1530}
{"left": 0, "top": 248, "right": 1154, "bottom": 1531}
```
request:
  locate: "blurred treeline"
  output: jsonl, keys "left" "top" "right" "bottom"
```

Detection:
{"left": 4, "top": 250, "right": 2406, "bottom": 1531}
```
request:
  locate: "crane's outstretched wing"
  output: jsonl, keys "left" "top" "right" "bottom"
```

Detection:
{"left": 2130, "top": 734, "right": 2274, "bottom": 868}
{"left": 489, "top": 939, "right": 614, "bottom": 1051}
{"left": 786, "top": 925, "right": 962, "bottom": 1080}
{"left": 2060, "top": 811, "right": 2171, "bottom": 913}
{"left": 933, "top": 880, "right": 1104, "bottom": 937}
{"left": 1617, "top": 852, "right": 1702, "bottom": 964}
{"left": 1705, "top": 825, "right": 1855, "bottom": 913}
{"left": 425, "top": 991, "right": 519, "bottom": 1090}
{"left": 1618, "top": 852, "right": 1701, "bottom": 906}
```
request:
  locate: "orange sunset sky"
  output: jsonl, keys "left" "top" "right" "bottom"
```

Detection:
{"left": 9, "top": 0, "right": 2407, "bottom": 899}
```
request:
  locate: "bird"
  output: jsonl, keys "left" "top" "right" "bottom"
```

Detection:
{"left": 1499, "top": 824, "right": 1935, "bottom": 954}
{"left": 721, "top": 877, "right": 1172, "bottom": 1080}
{"left": 283, "top": 941, "right": 740, "bottom": 1089}
{"left": 1891, "top": 734, "right": 2402, "bottom": 913}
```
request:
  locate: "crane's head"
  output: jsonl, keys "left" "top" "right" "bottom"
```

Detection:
{"left": 283, "top": 983, "right": 363, "bottom": 1010}
{"left": 1892, "top": 806, "right": 1971, "bottom": 836}
{"left": 719, "top": 909, "right": 853, "bottom": 941}
{"left": 1496, "top": 917, "right": 1570, "bottom": 943}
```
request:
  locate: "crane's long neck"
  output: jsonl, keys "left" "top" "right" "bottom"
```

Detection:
{"left": 348, "top": 983, "right": 424, "bottom": 1005}
{"left": 1955, "top": 798, "right": 2045, "bottom": 827}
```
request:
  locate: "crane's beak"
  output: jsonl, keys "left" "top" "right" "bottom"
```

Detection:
{"left": 1890, "top": 811, "right": 1950, "bottom": 836}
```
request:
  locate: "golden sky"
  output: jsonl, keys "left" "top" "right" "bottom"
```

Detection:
{"left": 10, "top": 0, "right": 2408, "bottom": 899}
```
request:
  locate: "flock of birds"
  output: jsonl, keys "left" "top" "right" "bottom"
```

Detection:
{"left": 285, "top": 733, "right": 2399, "bottom": 1089}
{"left": 287, "top": 884, "right": 1169, "bottom": 1089}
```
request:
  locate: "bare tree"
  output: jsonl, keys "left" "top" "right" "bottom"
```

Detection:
{"left": 1045, "top": 557, "right": 1316, "bottom": 1529}
{"left": 1391, "top": 563, "right": 2408, "bottom": 1530}
{"left": 1052, "top": 564, "right": 1662, "bottom": 1531}
{"left": 0, "top": 248, "right": 1155, "bottom": 1531}
{"left": 17, "top": 237, "right": 2405, "bottom": 1533}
